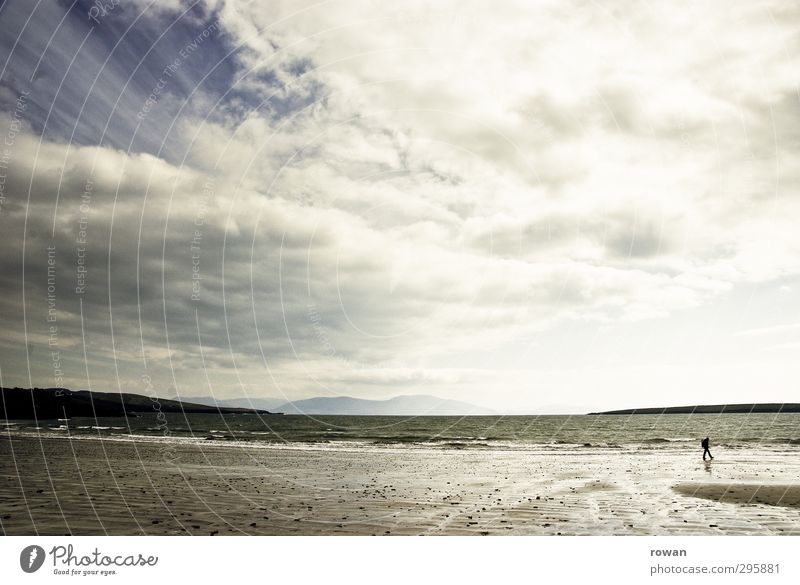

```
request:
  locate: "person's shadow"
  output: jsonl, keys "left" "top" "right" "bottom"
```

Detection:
{"left": 703, "top": 460, "right": 712, "bottom": 475}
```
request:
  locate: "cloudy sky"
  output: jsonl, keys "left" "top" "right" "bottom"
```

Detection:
{"left": 0, "top": 0, "right": 799, "bottom": 413}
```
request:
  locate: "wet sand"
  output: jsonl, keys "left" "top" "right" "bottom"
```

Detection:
{"left": 675, "top": 483, "right": 800, "bottom": 509}
{"left": 2, "top": 434, "right": 800, "bottom": 535}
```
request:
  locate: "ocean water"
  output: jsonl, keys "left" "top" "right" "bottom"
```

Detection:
{"left": 3, "top": 413, "right": 799, "bottom": 451}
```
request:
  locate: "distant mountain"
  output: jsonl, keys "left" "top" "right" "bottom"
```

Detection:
{"left": 275, "top": 394, "right": 496, "bottom": 416}
{"left": 173, "top": 395, "right": 287, "bottom": 411}
{"left": 589, "top": 403, "right": 800, "bottom": 415}
{"left": 0, "top": 387, "right": 273, "bottom": 420}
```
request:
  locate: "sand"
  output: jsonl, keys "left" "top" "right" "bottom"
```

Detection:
{"left": 2, "top": 434, "right": 800, "bottom": 535}
{"left": 674, "top": 483, "right": 800, "bottom": 509}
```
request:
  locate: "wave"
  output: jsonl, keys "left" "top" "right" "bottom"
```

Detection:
{"left": 4, "top": 423, "right": 800, "bottom": 453}
{"left": 74, "top": 425, "right": 127, "bottom": 430}
{"left": 440, "top": 441, "right": 493, "bottom": 449}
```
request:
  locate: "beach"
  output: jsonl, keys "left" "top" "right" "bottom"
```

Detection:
{"left": 2, "top": 433, "right": 800, "bottom": 535}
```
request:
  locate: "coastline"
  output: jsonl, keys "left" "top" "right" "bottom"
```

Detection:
{"left": 2, "top": 433, "right": 800, "bottom": 535}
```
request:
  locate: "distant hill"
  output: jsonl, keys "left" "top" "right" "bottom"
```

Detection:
{"left": 275, "top": 394, "right": 495, "bottom": 416}
{"left": 0, "top": 387, "right": 273, "bottom": 420}
{"left": 589, "top": 403, "right": 800, "bottom": 415}
{"left": 173, "top": 395, "right": 287, "bottom": 411}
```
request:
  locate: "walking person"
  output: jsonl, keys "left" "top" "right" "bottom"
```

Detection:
{"left": 701, "top": 436, "right": 713, "bottom": 460}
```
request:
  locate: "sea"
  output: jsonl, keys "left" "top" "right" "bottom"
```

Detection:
{"left": 3, "top": 413, "right": 799, "bottom": 451}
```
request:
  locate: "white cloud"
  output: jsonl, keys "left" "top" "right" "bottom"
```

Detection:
{"left": 3, "top": 0, "right": 800, "bottom": 409}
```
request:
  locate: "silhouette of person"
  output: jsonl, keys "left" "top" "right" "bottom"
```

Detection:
{"left": 701, "top": 437, "right": 713, "bottom": 460}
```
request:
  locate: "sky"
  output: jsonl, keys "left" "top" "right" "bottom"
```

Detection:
{"left": 0, "top": 0, "right": 799, "bottom": 413}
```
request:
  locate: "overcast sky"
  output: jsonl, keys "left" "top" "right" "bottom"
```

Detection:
{"left": 1, "top": 0, "right": 799, "bottom": 413}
